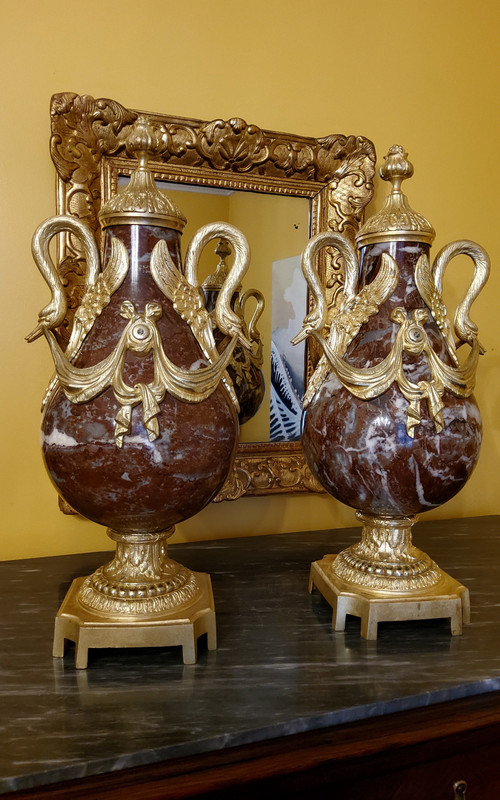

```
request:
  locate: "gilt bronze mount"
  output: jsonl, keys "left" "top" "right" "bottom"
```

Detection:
{"left": 298, "top": 146, "right": 489, "bottom": 639}
{"left": 309, "top": 513, "right": 470, "bottom": 639}
{"left": 53, "top": 529, "right": 216, "bottom": 668}
{"left": 30, "top": 116, "right": 256, "bottom": 665}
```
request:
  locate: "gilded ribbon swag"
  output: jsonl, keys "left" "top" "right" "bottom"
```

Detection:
{"left": 295, "top": 232, "right": 489, "bottom": 437}
{"left": 29, "top": 216, "right": 252, "bottom": 448}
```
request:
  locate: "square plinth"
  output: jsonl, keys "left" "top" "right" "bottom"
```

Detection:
{"left": 309, "top": 554, "right": 470, "bottom": 640}
{"left": 53, "top": 572, "right": 216, "bottom": 668}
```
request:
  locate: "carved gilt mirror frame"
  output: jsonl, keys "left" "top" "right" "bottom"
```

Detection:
{"left": 49, "top": 92, "right": 375, "bottom": 501}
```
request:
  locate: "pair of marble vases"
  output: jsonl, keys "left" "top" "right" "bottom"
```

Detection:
{"left": 295, "top": 145, "right": 490, "bottom": 639}
{"left": 29, "top": 132, "right": 490, "bottom": 663}
{"left": 28, "top": 117, "right": 264, "bottom": 667}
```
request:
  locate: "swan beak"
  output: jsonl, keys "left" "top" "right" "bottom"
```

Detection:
{"left": 456, "top": 337, "right": 486, "bottom": 356}
{"left": 238, "top": 331, "right": 253, "bottom": 350}
{"left": 291, "top": 330, "right": 307, "bottom": 346}
{"left": 25, "top": 323, "right": 44, "bottom": 343}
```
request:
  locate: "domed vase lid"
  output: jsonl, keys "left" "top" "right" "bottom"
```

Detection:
{"left": 99, "top": 116, "right": 187, "bottom": 232}
{"left": 356, "top": 144, "right": 435, "bottom": 248}
{"left": 202, "top": 237, "right": 232, "bottom": 291}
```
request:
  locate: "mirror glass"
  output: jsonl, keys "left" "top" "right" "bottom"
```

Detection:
{"left": 119, "top": 176, "right": 310, "bottom": 444}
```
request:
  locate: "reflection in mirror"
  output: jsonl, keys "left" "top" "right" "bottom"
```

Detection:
{"left": 119, "top": 177, "right": 310, "bottom": 443}
{"left": 270, "top": 254, "right": 307, "bottom": 442}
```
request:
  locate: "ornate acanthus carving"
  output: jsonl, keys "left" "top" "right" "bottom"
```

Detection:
{"left": 50, "top": 94, "right": 137, "bottom": 343}
{"left": 197, "top": 118, "right": 269, "bottom": 172}
{"left": 214, "top": 443, "right": 324, "bottom": 501}
{"left": 51, "top": 93, "right": 375, "bottom": 214}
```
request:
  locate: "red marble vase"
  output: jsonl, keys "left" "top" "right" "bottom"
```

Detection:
{"left": 42, "top": 223, "right": 238, "bottom": 534}
{"left": 295, "top": 145, "right": 490, "bottom": 600}
{"left": 302, "top": 237, "right": 483, "bottom": 519}
{"left": 28, "top": 117, "right": 252, "bottom": 636}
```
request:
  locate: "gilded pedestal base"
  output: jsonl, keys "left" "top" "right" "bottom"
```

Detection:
{"left": 53, "top": 572, "right": 216, "bottom": 668}
{"left": 309, "top": 554, "right": 470, "bottom": 640}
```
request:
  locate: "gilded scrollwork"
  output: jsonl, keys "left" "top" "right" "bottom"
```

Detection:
{"left": 50, "top": 93, "right": 138, "bottom": 344}
{"left": 197, "top": 118, "right": 269, "bottom": 172}
{"left": 320, "top": 136, "right": 377, "bottom": 312}
{"left": 49, "top": 92, "right": 376, "bottom": 497}
{"left": 50, "top": 92, "right": 375, "bottom": 273}
{"left": 51, "top": 93, "right": 375, "bottom": 229}
{"left": 214, "top": 445, "right": 324, "bottom": 501}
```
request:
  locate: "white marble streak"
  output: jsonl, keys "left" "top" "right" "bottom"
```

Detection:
{"left": 42, "top": 429, "right": 79, "bottom": 448}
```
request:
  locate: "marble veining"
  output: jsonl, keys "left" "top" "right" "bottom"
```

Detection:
{"left": 41, "top": 223, "right": 238, "bottom": 533}
{"left": 1, "top": 517, "right": 500, "bottom": 793}
{"left": 302, "top": 241, "right": 482, "bottom": 517}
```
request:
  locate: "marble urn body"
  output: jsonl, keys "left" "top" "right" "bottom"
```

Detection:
{"left": 302, "top": 236, "right": 483, "bottom": 520}
{"left": 41, "top": 222, "right": 239, "bottom": 533}
{"left": 295, "top": 145, "right": 490, "bottom": 630}
{"left": 27, "top": 117, "right": 254, "bottom": 664}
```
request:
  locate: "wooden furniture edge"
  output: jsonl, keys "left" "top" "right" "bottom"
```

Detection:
{"left": 6, "top": 690, "right": 500, "bottom": 799}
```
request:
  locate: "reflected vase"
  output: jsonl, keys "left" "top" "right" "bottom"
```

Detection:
{"left": 202, "top": 237, "right": 265, "bottom": 426}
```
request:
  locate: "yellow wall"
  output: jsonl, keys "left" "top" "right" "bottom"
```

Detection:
{"left": 1, "top": 0, "right": 499, "bottom": 559}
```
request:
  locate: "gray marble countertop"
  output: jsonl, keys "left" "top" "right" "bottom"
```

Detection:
{"left": 1, "top": 515, "right": 500, "bottom": 794}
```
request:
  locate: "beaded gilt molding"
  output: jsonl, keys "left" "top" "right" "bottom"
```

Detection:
{"left": 49, "top": 91, "right": 376, "bottom": 499}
